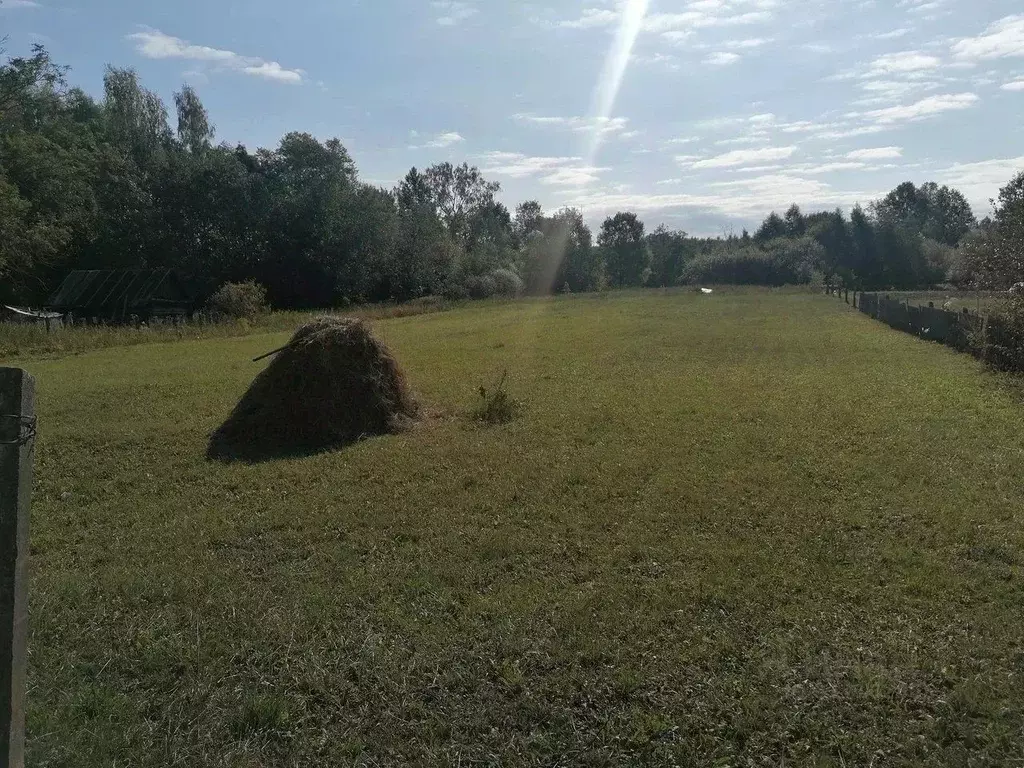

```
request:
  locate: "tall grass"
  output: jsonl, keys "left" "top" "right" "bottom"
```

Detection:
{"left": 0, "top": 297, "right": 458, "bottom": 360}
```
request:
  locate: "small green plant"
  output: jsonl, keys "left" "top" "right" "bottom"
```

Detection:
{"left": 473, "top": 369, "right": 522, "bottom": 424}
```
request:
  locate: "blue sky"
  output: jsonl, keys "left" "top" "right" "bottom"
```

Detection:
{"left": 2, "top": 0, "right": 1023, "bottom": 235}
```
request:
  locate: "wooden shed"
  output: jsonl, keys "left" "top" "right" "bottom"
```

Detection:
{"left": 46, "top": 269, "right": 194, "bottom": 322}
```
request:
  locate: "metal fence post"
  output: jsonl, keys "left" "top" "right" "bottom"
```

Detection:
{"left": 0, "top": 368, "right": 34, "bottom": 768}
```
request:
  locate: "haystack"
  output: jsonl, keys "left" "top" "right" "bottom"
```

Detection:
{"left": 208, "top": 317, "right": 417, "bottom": 460}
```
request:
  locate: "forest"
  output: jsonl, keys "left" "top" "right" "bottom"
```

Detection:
{"left": 2, "top": 45, "right": 1023, "bottom": 309}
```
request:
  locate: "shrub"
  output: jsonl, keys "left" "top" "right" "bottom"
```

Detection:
{"left": 680, "top": 239, "right": 819, "bottom": 286}
{"left": 980, "top": 298, "right": 1024, "bottom": 372}
{"left": 207, "top": 281, "right": 268, "bottom": 320}
{"left": 490, "top": 268, "right": 523, "bottom": 298}
{"left": 464, "top": 273, "right": 498, "bottom": 300}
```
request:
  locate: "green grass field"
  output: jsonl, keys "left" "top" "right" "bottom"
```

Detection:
{"left": 15, "top": 290, "right": 1024, "bottom": 766}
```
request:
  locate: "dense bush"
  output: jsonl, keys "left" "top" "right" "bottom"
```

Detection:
{"left": 207, "top": 281, "right": 269, "bottom": 320}
{"left": 490, "top": 268, "right": 523, "bottom": 297}
{"left": 464, "top": 273, "right": 498, "bottom": 300}
{"left": 681, "top": 238, "right": 820, "bottom": 286}
{"left": 981, "top": 299, "right": 1024, "bottom": 372}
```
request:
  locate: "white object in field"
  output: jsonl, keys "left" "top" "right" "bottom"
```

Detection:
{"left": 1009, "top": 282, "right": 1024, "bottom": 295}
{"left": 700, "top": 288, "right": 713, "bottom": 295}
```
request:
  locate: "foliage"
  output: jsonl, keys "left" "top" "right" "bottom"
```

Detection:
{"left": 979, "top": 297, "right": 1024, "bottom": 372}
{"left": 598, "top": 211, "right": 649, "bottom": 287}
{"left": 1, "top": 44, "right": 1018, "bottom": 306}
{"left": 206, "top": 280, "right": 268, "bottom": 320}
{"left": 490, "top": 267, "right": 523, "bottom": 297}
{"left": 962, "top": 172, "right": 1024, "bottom": 290}
{"left": 681, "top": 238, "right": 820, "bottom": 286}
{"left": 646, "top": 225, "right": 692, "bottom": 287}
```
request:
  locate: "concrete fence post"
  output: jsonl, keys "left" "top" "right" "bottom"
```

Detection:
{"left": 0, "top": 368, "right": 34, "bottom": 768}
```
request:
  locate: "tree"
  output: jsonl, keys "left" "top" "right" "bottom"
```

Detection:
{"left": 173, "top": 84, "right": 214, "bottom": 154}
{"left": 754, "top": 211, "right": 787, "bottom": 243}
{"left": 784, "top": 204, "right": 806, "bottom": 237}
{"left": 849, "top": 204, "right": 882, "bottom": 289}
{"left": 102, "top": 67, "right": 172, "bottom": 165}
{"left": 920, "top": 182, "right": 975, "bottom": 246}
{"left": 965, "top": 171, "right": 1024, "bottom": 288}
{"left": 646, "top": 225, "right": 691, "bottom": 287}
{"left": 513, "top": 200, "right": 544, "bottom": 244}
{"left": 873, "top": 181, "right": 976, "bottom": 247}
{"left": 422, "top": 162, "right": 500, "bottom": 249}
{"left": 807, "top": 209, "right": 853, "bottom": 285}
{"left": 598, "top": 212, "right": 649, "bottom": 287}
{"left": 555, "top": 209, "right": 601, "bottom": 292}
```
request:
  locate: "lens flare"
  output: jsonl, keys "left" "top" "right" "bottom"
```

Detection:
{"left": 585, "top": 0, "right": 650, "bottom": 163}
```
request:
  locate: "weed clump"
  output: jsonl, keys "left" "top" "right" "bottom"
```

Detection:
{"left": 472, "top": 369, "right": 522, "bottom": 425}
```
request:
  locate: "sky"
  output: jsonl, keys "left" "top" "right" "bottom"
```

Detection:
{"left": 2, "top": 0, "right": 1023, "bottom": 235}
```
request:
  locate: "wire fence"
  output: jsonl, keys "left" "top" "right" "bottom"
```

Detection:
{"left": 826, "top": 287, "right": 1024, "bottom": 373}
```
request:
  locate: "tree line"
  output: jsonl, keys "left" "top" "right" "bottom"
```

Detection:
{"left": 2, "top": 45, "right": 1023, "bottom": 310}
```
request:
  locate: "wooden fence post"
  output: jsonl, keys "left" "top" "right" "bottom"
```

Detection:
{"left": 0, "top": 368, "right": 34, "bottom": 768}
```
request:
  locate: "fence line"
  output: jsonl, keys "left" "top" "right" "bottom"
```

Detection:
{"left": 830, "top": 289, "right": 1024, "bottom": 373}
{"left": 854, "top": 292, "right": 985, "bottom": 352}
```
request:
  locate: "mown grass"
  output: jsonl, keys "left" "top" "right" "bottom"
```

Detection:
{"left": 17, "top": 290, "right": 1024, "bottom": 766}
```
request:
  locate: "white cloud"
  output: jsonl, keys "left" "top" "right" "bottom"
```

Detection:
{"left": 868, "top": 51, "right": 941, "bottom": 74}
{"left": 632, "top": 52, "right": 681, "bottom": 70}
{"left": 800, "top": 162, "right": 868, "bottom": 174}
{"left": 432, "top": 0, "right": 477, "bottom": 26}
{"left": 550, "top": 2, "right": 776, "bottom": 39}
{"left": 715, "top": 134, "right": 770, "bottom": 146}
{"left": 704, "top": 52, "right": 741, "bottom": 66}
{"left": 846, "top": 146, "right": 903, "bottom": 160}
{"left": 512, "top": 113, "right": 630, "bottom": 137}
{"left": 127, "top": 28, "right": 305, "bottom": 84}
{"left": 542, "top": 166, "right": 609, "bottom": 186}
{"left": 0, "top": 0, "right": 41, "bottom": 7}
{"left": 240, "top": 61, "right": 303, "bottom": 84}
{"left": 564, "top": 173, "right": 874, "bottom": 221}
{"left": 688, "top": 146, "right": 796, "bottom": 169}
{"left": 425, "top": 131, "right": 465, "bottom": 148}
{"left": 478, "top": 151, "right": 606, "bottom": 187}
{"left": 935, "top": 155, "right": 1024, "bottom": 213}
{"left": 723, "top": 37, "right": 772, "bottom": 49}
{"left": 1002, "top": 79, "right": 1024, "bottom": 91}
{"left": 951, "top": 15, "right": 1024, "bottom": 63}
{"left": 558, "top": 7, "right": 618, "bottom": 29}
{"left": 871, "top": 28, "right": 911, "bottom": 40}
{"left": 862, "top": 92, "right": 979, "bottom": 123}
{"left": 409, "top": 131, "right": 465, "bottom": 150}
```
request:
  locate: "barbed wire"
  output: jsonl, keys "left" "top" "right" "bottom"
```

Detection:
{"left": 0, "top": 414, "right": 37, "bottom": 446}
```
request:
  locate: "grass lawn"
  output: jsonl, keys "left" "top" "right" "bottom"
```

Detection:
{"left": 16, "top": 290, "right": 1024, "bottom": 766}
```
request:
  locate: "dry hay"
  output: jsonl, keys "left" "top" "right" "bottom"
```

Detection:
{"left": 208, "top": 316, "right": 418, "bottom": 461}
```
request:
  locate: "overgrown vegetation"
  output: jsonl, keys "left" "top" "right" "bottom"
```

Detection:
{"left": 0, "top": 296, "right": 456, "bottom": 359}
{"left": 21, "top": 291, "right": 1024, "bottom": 765}
{"left": 206, "top": 281, "right": 269, "bottom": 320}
